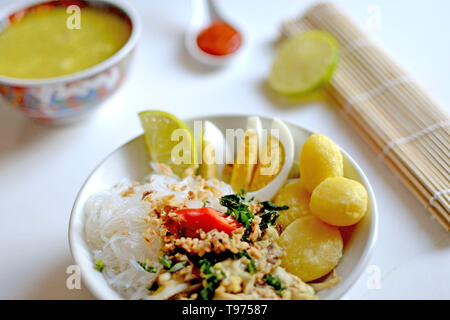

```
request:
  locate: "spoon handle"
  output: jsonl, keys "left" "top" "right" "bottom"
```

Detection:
{"left": 205, "top": 0, "right": 221, "bottom": 21}
{"left": 191, "top": 0, "right": 221, "bottom": 25}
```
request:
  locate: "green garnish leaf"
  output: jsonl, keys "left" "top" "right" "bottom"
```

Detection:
{"left": 246, "top": 259, "right": 258, "bottom": 274}
{"left": 259, "top": 210, "right": 280, "bottom": 229}
{"left": 232, "top": 251, "right": 246, "bottom": 259}
{"left": 158, "top": 255, "right": 187, "bottom": 273}
{"left": 199, "top": 258, "right": 213, "bottom": 274}
{"left": 220, "top": 195, "right": 290, "bottom": 239}
{"left": 169, "top": 261, "right": 188, "bottom": 273}
{"left": 220, "top": 193, "right": 254, "bottom": 239}
{"left": 202, "top": 200, "right": 210, "bottom": 208}
{"left": 95, "top": 259, "right": 104, "bottom": 272}
{"left": 197, "top": 258, "right": 226, "bottom": 300}
{"left": 232, "top": 251, "right": 258, "bottom": 274}
{"left": 219, "top": 193, "right": 246, "bottom": 209}
{"left": 259, "top": 201, "right": 289, "bottom": 211}
{"left": 258, "top": 201, "right": 289, "bottom": 230}
{"left": 265, "top": 274, "right": 286, "bottom": 296}
{"left": 137, "top": 261, "right": 157, "bottom": 273}
{"left": 158, "top": 255, "right": 173, "bottom": 269}
{"left": 199, "top": 288, "right": 210, "bottom": 300}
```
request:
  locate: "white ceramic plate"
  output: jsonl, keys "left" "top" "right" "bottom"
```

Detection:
{"left": 69, "top": 114, "right": 378, "bottom": 300}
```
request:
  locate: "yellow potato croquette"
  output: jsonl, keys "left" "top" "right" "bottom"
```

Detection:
{"left": 274, "top": 180, "right": 311, "bottom": 230}
{"left": 299, "top": 133, "right": 344, "bottom": 193}
{"left": 310, "top": 177, "right": 368, "bottom": 226}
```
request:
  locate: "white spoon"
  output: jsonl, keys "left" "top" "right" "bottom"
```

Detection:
{"left": 185, "top": 0, "right": 245, "bottom": 67}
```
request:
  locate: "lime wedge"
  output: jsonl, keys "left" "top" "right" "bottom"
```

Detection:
{"left": 268, "top": 30, "right": 338, "bottom": 96}
{"left": 138, "top": 110, "right": 197, "bottom": 177}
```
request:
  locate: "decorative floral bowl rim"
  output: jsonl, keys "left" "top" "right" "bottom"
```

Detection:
{"left": 0, "top": 0, "right": 141, "bottom": 87}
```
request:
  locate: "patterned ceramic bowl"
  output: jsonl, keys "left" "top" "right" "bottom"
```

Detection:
{"left": 0, "top": 0, "right": 140, "bottom": 122}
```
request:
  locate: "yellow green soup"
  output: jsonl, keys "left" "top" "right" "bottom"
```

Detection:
{"left": 0, "top": 6, "right": 131, "bottom": 79}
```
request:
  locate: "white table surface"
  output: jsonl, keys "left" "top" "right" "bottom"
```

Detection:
{"left": 0, "top": 0, "right": 449, "bottom": 300}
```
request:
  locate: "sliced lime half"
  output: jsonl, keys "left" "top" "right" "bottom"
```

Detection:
{"left": 269, "top": 30, "right": 339, "bottom": 96}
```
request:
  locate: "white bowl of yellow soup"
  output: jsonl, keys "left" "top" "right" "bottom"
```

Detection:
{"left": 0, "top": 0, "right": 140, "bottom": 122}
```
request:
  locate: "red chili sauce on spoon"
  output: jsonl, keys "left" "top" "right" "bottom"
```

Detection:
{"left": 196, "top": 21, "right": 241, "bottom": 56}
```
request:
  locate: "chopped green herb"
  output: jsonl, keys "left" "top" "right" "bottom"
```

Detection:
{"left": 202, "top": 200, "right": 210, "bottom": 208}
{"left": 259, "top": 201, "right": 289, "bottom": 212}
{"left": 95, "top": 259, "right": 104, "bottom": 272}
{"left": 219, "top": 193, "right": 254, "bottom": 238}
{"left": 199, "top": 258, "right": 213, "bottom": 274}
{"left": 219, "top": 193, "right": 246, "bottom": 209}
{"left": 158, "top": 255, "right": 173, "bottom": 269}
{"left": 232, "top": 251, "right": 258, "bottom": 274}
{"left": 258, "top": 201, "right": 289, "bottom": 230}
{"left": 265, "top": 274, "right": 286, "bottom": 296}
{"left": 157, "top": 255, "right": 187, "bottom": 273}
{"left": 137, "top": 261, "right": 157, "bottom": 273}
{"left": 232, "top": 251, "right": 246, "bottom": 260}
{"left": 259, "top": 210, "right": 280, "bottom": 229}
{"left": 246, "top": 259, "right": 258, "bottom": 274}
{"left": 169, "top": 261, "right": 188, "bottom": 273}
{"left": 199, "top": 288, "right": 209, "bottom": 300}
{"left": 220, "top": 194, "right": 290, "bottom": 239}
{"left": 197, "top": 258, "right": 226, "bottom": 300}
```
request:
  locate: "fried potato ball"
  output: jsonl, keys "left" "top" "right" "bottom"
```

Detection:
{"left": 310, "top": 177, "right": 368, "bottom": 227}
{"left": 299, "top": 133, "right": 344, "bottom": 193}
{"left": 278, "top": 216, "right": 343, "bottom": 282}
{"left": 274, "top": 180, "right": 311, "bottom": 230}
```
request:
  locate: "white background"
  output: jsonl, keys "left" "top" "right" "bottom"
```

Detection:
{"left": 0, "top": 0, "right": 449, "bottom": 299}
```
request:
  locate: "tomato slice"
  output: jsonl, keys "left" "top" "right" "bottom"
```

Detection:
{"left": 165, "top": 207, "right": 240, "bottom": 237}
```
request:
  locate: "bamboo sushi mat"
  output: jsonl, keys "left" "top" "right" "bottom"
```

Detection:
{"left": 282, "top": 2, "right": 450, "bottom": 231}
